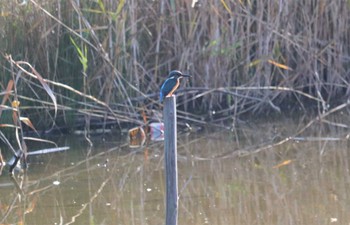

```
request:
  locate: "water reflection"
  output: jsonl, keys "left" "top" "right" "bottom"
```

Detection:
{"left": 1, "top": 115, "right": 350, "bottom": 224}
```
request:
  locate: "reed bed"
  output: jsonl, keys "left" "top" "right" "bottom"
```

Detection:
{"left": 0, "top": 0, "right": 349, "bottom": 129}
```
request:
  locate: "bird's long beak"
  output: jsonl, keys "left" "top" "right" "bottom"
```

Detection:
{"left": 181, "top": 74, "right": 191, "bottom": 77}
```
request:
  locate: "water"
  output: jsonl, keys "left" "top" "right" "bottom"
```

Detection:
{"left": 1, "top": 115, "right": 350, "bottom": 225}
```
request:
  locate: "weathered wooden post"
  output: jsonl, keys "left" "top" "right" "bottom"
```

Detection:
{"left": 163, "top": 95, "right": 178, "bottom": 225}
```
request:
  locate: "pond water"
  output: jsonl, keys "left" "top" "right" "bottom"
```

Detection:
{"left": 1, "top": 114, "right": 350, "bottom": 225}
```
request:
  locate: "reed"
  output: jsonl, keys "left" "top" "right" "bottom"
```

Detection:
{"left": 0, "top": 0, "right": 349, "bottom": 128}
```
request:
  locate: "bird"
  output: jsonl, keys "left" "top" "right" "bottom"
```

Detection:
{"left": 159, "top": 70, "right": 191, "bottom": 102}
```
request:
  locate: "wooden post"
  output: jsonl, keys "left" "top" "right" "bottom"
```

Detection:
{"left": 163, "top": 96, "right": 178, "bottom": 225}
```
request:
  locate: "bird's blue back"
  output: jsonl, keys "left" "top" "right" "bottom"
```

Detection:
{"left": 160, "top": 77, "right": 177, "bottom": 102}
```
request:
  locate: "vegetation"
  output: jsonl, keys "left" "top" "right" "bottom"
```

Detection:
{"left": 0, "top": 0, "right": 350, "bottom": 130}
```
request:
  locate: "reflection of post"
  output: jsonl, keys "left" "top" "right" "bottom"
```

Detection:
{"left": 163, "top": 96, "right": 178, "bottom": 225}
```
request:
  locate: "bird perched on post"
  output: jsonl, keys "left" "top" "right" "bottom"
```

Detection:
{"left": 159, "top": 70, "right": 191, "bottom": 102}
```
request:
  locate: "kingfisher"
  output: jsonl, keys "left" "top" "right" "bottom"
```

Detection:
{"left": 159, "top": 70, "right": 191, "bottom": 102}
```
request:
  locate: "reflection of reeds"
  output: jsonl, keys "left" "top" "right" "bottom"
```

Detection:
{"left": 1, "top": 114, "right": 350, "bottom": 224}
{"left": 1, "top": 0, "right": 349, "bottom": 127}
{"left": 177, "top": 126, "right": 350, "bottom": 224}
{"left": 176, "top": 114, "right": 341, "bottom": 225}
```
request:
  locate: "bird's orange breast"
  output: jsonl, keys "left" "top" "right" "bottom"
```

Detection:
{"left": 166, "top": 78, "right": 180, "bottom": 97}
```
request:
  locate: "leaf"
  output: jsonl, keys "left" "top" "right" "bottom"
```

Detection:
{"left": 273, "top": 159, "right": 292, "bottom": 169}
{"left": 97, "top": 0, "right": 106, "bottom": 13}
{"left": 23, "top": 137, "right": 58, "bottom": 147}
{"left": 0, "top": 124, "right": 20, "bottom": 129}
{"left": 248, "top": 59, "right": 261, "bottom": 67}
{"left": 268, "top": 59, "right": 292, "bottom": 71}
{"left": 116, "top": 0, "right": 125, "bottom": 15}
{"left": 220, "top": 0, "right": 233, "bottom": 15}
{"left": 11, "top": 100, "right": 20, "bottom": 108}
{"left": 20, "top": 117, "right": 39, "bottom": 135}
{"left": 1, "top": 11, "right": 11, "bottom": 17}
{"left": 70, "top": 36, "right": 88, "bottom": 73}
{"left": 30, "top": 67, "right": 58, "bottom": 119}
{"left": 248, "top": 59, "right": 292, "bottom": 71}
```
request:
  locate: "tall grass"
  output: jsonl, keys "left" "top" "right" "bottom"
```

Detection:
{"left": 0, "top": 0, "right": 349, "bottom": 128}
